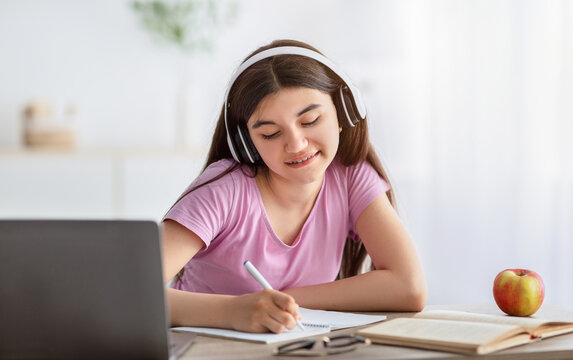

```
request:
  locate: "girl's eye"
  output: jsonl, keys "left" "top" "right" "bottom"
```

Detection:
{"left": 302, "top": 117, "right": 319, "bottom": 126}
{"left": 262, "top": 131, "right": 279, "bottom": 140}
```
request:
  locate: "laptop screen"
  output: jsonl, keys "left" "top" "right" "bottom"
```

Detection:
{"left": 0, "top": 220, "right": 171, "bottom": 359}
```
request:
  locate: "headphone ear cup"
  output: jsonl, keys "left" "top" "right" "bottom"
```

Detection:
{"left": 334, "top": 86, "right": 361, "bottom": 128}
{"left": 244, "top": 129, "right": 261, "bottom": 164}
{"left": 232, "top": 129, "right": 248, "bottom": 163}
{"left": 234, "top": 125, "right": 261, "bottom": 164}
{"left": 341, "top": 86, "right": 361, "bottom": 126}
{"left": 333, "top": 89, "right": 347, "bottom": 127}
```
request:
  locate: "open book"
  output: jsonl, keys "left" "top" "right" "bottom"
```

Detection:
{"left": 172, "top": 308, "right": 386, "bottom": 344}
{"left": 356, "top": 309, "right": 573, "bottom": 355}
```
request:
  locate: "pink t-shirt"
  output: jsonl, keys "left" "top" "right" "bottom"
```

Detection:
{"left": 164, "top": 157, "right": 389, "bottom": 295}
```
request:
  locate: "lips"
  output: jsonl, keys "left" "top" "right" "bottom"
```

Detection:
{"left": 285, "top": 152, "right": 319, "bottom": 165}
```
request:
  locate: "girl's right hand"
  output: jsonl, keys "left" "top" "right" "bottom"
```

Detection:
{"left": 227, "top": 289, "right": 301, "bottom": 333}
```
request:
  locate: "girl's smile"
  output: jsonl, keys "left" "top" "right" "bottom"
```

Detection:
{"left": 285, "top": 151, "right": 320, "bottom": 167}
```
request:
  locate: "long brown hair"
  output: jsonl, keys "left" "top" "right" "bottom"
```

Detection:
{"left": 172, "top": 39, "right": 395, "bottom": 280}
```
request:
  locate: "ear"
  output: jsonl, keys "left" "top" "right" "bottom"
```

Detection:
{"left": 339, "top": 126, "right": 343, "bottom": 133}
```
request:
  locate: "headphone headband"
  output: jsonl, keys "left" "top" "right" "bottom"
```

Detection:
{"left": 224, "top": 45, "right": 366, "bottom": 163}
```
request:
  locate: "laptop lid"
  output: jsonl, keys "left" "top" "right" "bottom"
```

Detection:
{"left": 0, "top": 220, "right": 174, "bottom": 359}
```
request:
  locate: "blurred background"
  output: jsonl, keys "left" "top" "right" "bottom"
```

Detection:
{"left": 1, "top": 0, "right": 571, "bottom": 309}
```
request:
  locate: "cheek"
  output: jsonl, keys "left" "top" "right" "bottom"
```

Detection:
{"left": 249, "top": 133, "right": 271, "bottom": 154}
{"left": 251, "top": 139, "right": 278, "bottom": 165}
{"left": 325, "top": 125, "right": 341, "bottom": 149}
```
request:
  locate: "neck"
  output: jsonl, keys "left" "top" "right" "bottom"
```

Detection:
{"left": 255, "top": 171, "right": 324, "bottom": 211}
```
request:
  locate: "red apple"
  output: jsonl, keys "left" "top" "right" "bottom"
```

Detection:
{"left": 493, "top": 269, "right": 545, "bottom": 316}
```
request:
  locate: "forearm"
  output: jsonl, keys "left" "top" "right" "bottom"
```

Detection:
{"left": 283, "top": 269, "right": 427, "bottom": 312}
{"left": 166, "top": 287, "right": 303, "bottom": 334}
{"left": 166, "top": 288, "right": 234, "bottom": 327}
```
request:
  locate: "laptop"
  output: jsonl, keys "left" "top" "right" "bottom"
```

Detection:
{"left": 0, "top": 220, "right": 194, "bottom": 359}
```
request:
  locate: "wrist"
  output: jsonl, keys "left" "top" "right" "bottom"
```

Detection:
{"left": 167, "top": 289, "right": 236, "bottom": 328}
{"left": 209, "top": 294, "right": 235, "bottom": 329}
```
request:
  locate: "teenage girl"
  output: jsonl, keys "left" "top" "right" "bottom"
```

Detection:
{"left": 161, "top": 39, "right": 427, "bottom": 334}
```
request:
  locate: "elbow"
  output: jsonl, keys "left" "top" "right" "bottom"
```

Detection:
{"left": 401, "top": 276, "right": 427, "bottom": 312}
{"left": 408, "top": 287, "right": 427, "bottom": 312}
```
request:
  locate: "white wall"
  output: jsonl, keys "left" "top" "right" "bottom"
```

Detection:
{"left": 1, "top": 0, "right": 571, "bottom": 309}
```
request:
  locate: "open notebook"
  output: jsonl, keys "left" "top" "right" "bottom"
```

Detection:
{"left": 172, "top": 308, "right": 386, "bottom": 343}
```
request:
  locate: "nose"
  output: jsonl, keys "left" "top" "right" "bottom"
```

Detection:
{"left": 284, "top": 128, "right": 308, "bottom": 153}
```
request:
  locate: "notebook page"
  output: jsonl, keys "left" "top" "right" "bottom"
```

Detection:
{"left": 299, "top": 308, "right": 386, "bottom": 329}
{"left": 172, "top": 323, "right": 330, "bottom": 344}
{"left": 172, "top": 308, "right": 386, "bottom": 344}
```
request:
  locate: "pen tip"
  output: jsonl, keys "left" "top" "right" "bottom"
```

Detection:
{"left": 243, "top": 260, "right": 249, "bottom": 265}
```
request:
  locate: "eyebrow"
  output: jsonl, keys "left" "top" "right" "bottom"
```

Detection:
{"left": 251, "top": 104, "right": 322, "bottom": 129}
{"left": 297, "top": 104, "right": 321, "bottom": 117}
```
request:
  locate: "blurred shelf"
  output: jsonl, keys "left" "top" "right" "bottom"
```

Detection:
{"left": 0, "top": 146, "right": 206, "bottom": 158}
{"left": 0, "top": 146, "right": 206, "bottom": 221}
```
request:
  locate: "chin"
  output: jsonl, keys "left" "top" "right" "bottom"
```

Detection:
{"left": 290, "top": 164, "right": 330, "bottom": 185}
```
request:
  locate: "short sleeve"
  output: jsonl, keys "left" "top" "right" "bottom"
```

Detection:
{"left": 163, "top": 160, "right": 237, "bottom": 248}
{"left": 347, "top": 161, "right": 390, "bottom": 226}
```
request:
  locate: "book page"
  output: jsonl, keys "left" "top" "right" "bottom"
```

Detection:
{"left": 415, "top": 310, "right": 547, "bottom": 332}
{"left": 358, "top": 318, "right": 525, "bottom": 347}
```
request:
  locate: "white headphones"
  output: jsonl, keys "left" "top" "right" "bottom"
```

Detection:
{"left": 224, "top": 46, "right": 367, "bottom": 164}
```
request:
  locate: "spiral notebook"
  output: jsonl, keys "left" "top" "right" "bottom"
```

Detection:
{"left": 172, "top": 308, "right": 386, "bottom": 344}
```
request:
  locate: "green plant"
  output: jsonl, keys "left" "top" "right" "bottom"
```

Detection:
{"left": 132, "top": 0, "right": 238, "bottom": 53}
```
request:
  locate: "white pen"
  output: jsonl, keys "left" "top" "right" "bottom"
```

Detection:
{"left": 243, "top": 260, "right": 305, "bottom": 331}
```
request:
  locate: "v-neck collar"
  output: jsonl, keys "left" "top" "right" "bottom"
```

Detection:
{"left": 250, "top": 174, "right": 327, "bottom": 248}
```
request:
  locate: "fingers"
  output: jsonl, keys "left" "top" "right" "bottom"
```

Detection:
{"left": 231, "top": 290, "right": 300, "bottom": 334}
{"left": 256, "top": 290, "right": 300, "bottom": 333}
{"left": 272, "top": 290, "right": 301, "bottom": 322}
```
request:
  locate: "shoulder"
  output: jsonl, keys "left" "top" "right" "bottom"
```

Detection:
{"left": 195, "top": 159, "right": 251, "bottom": 189}
{"left": 328, "top": 157, "right": 390, "bottom": 199}
{"left": 347, "top": 159, "right": 378, "bottom": 177}
{"left": 172, "top": 159, "right": 246, "bottom": 213}
{"left": 164, "top": 159, "right": 247, "bottom": 246}
{"left": 330, "top": 158, "right": 390, "bottom": 226}
{"left": 200, "top": 159, "right": 238, "bottom": 182}
{"left": 327, "top": 157, "right": 383, "bottom": 184}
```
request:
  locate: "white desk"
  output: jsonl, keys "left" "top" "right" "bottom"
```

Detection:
{"left": 178, "top": 304, "right": 573, "bottom": 360}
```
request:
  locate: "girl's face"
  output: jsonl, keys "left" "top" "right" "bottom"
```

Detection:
{"left": 247, "top": 87, "right": 341, "bottom": 186}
